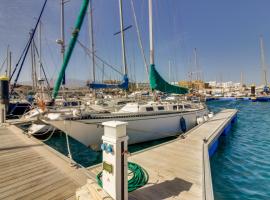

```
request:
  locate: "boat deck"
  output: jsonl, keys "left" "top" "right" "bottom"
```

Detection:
{"left": 88, "top": 109, "right": 238, "bottom": 200}
{"left": 0, "top": 125, "right": 90, "bottom": 200}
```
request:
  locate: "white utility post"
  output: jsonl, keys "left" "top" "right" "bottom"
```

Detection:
{"left": 101, "top": 121, "right": 128, "bottom": 200}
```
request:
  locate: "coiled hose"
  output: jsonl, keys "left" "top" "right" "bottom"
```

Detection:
{"left": 96, "top": 162, "right": 149, "bottom": 192}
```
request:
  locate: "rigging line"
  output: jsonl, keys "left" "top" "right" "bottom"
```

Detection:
{"left": 10, "top": 38, "right": 32, "bottom": 81}
{"left": 0, "top": 57, "right": 7, "bottom": 74}
{"left": 32, "top": 40, "right": 51, "bottom": 90}
{"left": 130, "top": 0, "right": 149, "bottom": 77}
{"left": 11, "top": 0, "right": 48, "bottom": 94}
{"left": 43, "top": 24, "right": 58, "bottom": 78}
{"left": 93, "top": 61, "right": 111, "bottom": 81}
{"left": 77, "top": 39, "right": 123, "bottom": 75}
{"left": 94, "top": 60, "right": 135, "bottom": 82}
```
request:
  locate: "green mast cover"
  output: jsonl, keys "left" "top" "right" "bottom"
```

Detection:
{"left": 149, "top": 64, "right": 189, "bottom": 94}
{"left": 52, "top": 0, "right": 89, "bottom": 99}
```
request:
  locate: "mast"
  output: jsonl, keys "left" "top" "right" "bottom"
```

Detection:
{"left": 88, "top": 0, "right": 95, "bottom": 82}
{"left": 240, "top": 71, "right": 243, "bottom": 87}
{"left": 118, "top": 0, "right": 128, "bottom": 75}
{"left": 30, "top": 37, "right": 35, "bottom": 90}
{"left": 194, "top": 48, "right": 199, "bottom": 81}
{"left": 169, "top": 60, "right": 171, "bottom": 84}
{"left": 60, "top": 0, "right": 66, "bottom": 86}
{"left": 6, "top": 45, "right": 9, "bottom": 77}
{"left": 8, "top": 51, "right": 11, "bottom": 79}
{"left": 33, "top": 40, "right": 38, "bottom": 89}
{"left": 38, "top": 21, "right": 42, "bottom": 82}
{"left": 149, "top": 0, "right": 154, "bottom": 65}
{"left": 259, "top": 35, "right": 267, "bottom": 86}
{"left": 148, "top": 0, "right": 156, "bottom": 99}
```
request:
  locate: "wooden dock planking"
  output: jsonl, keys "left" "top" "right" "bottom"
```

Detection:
{"left": 88, "top": 109, "right": 237, "bottom": 200}
{"left": 129, "top": 109, "right": 237, "bottom": 200}
{"left": 0, "top": 125, "right": 89, "bottom": 200}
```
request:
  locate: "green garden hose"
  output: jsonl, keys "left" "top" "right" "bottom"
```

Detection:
{"left": 96, "top": 162, "right": 149, "bottom": 192}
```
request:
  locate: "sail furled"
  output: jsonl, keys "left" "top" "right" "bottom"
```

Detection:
{"left": 52, "top": 0, "right": 89, "bottom": 99}
{"left": 149, "top": 64, "right": 189, "bottom": 94}
{"left": 88, "top": 74, "right": 129, "bottom": 89}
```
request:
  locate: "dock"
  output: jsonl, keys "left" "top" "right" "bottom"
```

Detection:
{"left": 88, "top": 109, "right": 238, "bottom": 200}
{"left": 0, "top": 125, "right": 91, "bottom": 200}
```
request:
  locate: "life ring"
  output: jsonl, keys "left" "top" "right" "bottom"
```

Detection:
{"left": 180, "top": 117, "right": 187, "bottom": 133}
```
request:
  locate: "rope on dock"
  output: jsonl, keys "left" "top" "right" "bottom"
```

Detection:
{"left": 35, "top": 128, "right": 56, "bottom": 142}
{"left": 64, "top": 120, "right": 75, "bottom": 165}
{"left": 30, "top": 126, "right": 53, "bottom": 136}
{"left": 96, "top": 162, "right": 149, "bottom": 192}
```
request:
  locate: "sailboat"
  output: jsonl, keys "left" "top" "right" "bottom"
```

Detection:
{"left": 252, "top": 35, "right": 270, "bottom": 102}
{"left": 38, "top": 0, "right": 209, "bottom": 148}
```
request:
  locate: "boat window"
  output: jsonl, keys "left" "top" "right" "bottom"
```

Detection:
{"left": 146, "top": 107, "right": 154, "bottom": 112}
{"left": 158, "top": 106, "right": 164, "bottom": 110}
{"left": 185, "top": 104, "right": 191, "bottom": 109}
{"left": 173, "top": 105, "right": 177, "bottom": 110}
{"left": 117, "top": 101, "right": 126, "bottom": 105}
{"left": 71, "top": 102, "right": 79, "bottom": 106}
{"left": 178, "top": 105, "right": 184, "bottom": 109}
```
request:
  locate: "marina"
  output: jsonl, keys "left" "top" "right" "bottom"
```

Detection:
{"left": 1, "top": 0, "right": 270, "bottom": 199}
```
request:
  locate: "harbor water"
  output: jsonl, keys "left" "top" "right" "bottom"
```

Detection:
{"left": 208, "top": 100, "right": 270, "bottom": 200}
{"left": 37, "top": 100, "right": 270, "bottom": 199}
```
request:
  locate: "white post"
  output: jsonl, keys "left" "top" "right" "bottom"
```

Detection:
{"left": 101, "top": 121, "right": 128, "bottom": 200}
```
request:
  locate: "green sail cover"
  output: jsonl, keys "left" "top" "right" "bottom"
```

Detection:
{"left": 52, "top": 0, "right": 89, "bottom": 99}
{"left": 149, "top": 64, "right": 189, "bottom": 94}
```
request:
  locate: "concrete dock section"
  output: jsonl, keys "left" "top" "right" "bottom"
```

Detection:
{"left": 88, "top": 109, "right": 237, "bottom": 200}
{"left": 0, "top": 125, "right": 90, "bottom": 200}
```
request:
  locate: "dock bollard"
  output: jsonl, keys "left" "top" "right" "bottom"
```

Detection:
{"left": 101, "top": 121, "right": 128, "bottom": 200}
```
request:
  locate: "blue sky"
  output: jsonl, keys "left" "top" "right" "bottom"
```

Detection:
{"left": 0, "top": 0, "right": 270, "bottom": 85}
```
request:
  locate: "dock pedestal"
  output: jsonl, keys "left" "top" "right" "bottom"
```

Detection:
{"left": 101, "top": 121, "right": 128, "bottom": 200}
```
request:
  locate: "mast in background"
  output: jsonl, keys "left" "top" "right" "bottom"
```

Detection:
{"left": 38, "top": 21, "right": 43, "bottom": 82}
{"left": 194, "top": 48, "right": 199, "bottom": 81}
{"left": 8, "top": 50, "right": 11, "bottom": 79}
{"left": 60, "top": 0, "right": 66, "bottom": 86}
{"left": 88, "top": 0, "right": 95, "bottom": 82}
{"left": 5, "top": 45, "right": 9, "bottom": 77}
{"left": 4, "top": 45, "right": 12, "bottom": 79}
{"left": 259, "top": 35, "right": 267, "bottom": 86}
{"left": 168, "top": 60, "right": 171, "bottom": 84}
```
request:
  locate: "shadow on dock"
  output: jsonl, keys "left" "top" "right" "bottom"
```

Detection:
{"left": 0, "top": 144, "right": 43, "bottom": 151}
{"left": 130, "top": 178, "right": 192, "bottom": 199}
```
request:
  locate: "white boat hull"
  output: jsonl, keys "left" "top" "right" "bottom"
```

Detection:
{"left": 45, "top": 108, "right": 207, "bottom": 148}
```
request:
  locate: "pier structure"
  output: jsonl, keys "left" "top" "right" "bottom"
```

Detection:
{"left": 87, "top": 109, "right": 237, "bottom": 200}
{"left": 0, "top": 108, "right": 237, "bottom": 200}
{"left": 0, "top": 125, "right": 91, "bottom": 200}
